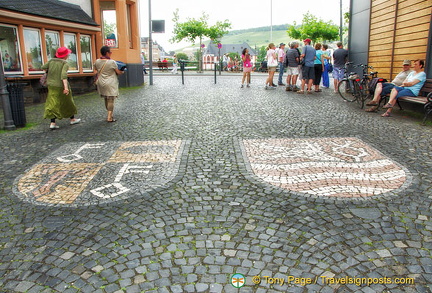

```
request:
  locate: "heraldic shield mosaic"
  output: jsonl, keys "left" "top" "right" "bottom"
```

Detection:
{"left": 241, "top": 137, "right": 411, "bottom": 198}
{"left": 14, "top": 140, "right": 186, "bottom": 206}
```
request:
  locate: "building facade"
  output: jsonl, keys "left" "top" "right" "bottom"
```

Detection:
{"left": 0, "top": 0, "right": 143, "bottom": 102}
{"left": 349, "top": 0, "right": 432, "bottom": 80}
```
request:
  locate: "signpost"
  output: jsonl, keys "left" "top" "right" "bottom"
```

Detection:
{"left": 218, "top": 43, "right": 222, "bottom": 75}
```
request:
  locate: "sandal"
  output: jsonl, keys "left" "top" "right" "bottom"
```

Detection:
{"left": 307, "top": 90, "right": 313, "bottom": 94}
{"left": 297, "top": 90, "right": 305, "bottom": 94}
{"left": 314, "top": 89, "right": 322, "bottom": 92}
{"left": 366, "top": 101, "right": 378, "bottom": 106}
{"left": 365, "top": 107, "right": 377, "bottom": 112}
{"left": 382, "top": 103, "right": 393, "bottom": 109}
{"left": 381, "top": 112, "right": 391, "bottom": 117}
{"left": 107, "top": 119, "right": 117, "bottom": 122}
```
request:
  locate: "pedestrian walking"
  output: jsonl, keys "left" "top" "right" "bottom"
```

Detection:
{"left": 171, "top": 54, "right": 178, "bottom": 74}
{"left": 241, "top": 48, "right": 252, "bottom": 88}
{"left": 41, "top": 47, "right": 80, "bottom": 130}
{"left": 265, "top": 43, "right": 278, "bottom": 89}
{"left": 140, "top": 52, "right": 147, "bottom": 74}
{"left": 94, "top": 46, "right": 125, "bottom": 122}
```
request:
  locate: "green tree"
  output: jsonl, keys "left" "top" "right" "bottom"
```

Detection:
{"left": 257, "top": 46, "right": 267, "bottom": 63}
{"left": 287, "top": 12, "right": 339, "bottom": 43}
{"left": 176, "top": 52, "right": 188, "bottom": 61}
{"left": 171, "top": 10, "right": 231, "bottom": 72}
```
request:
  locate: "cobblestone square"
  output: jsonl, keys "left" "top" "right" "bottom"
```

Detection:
{"left": 0, "top": 74, "right": 431, "bottom": 292}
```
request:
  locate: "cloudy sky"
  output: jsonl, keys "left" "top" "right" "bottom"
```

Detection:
{"left": 139, "top": 0, "right": 349, "bottom": 51}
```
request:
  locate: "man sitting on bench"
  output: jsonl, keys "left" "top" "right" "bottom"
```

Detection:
{"left": 381, "top": 59, "right": 426, "bottom": 117}
{"left": 365, "top": 60, "right": 412, "bottom": 112}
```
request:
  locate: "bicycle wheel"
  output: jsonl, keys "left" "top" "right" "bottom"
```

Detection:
{"left": 338, "top": 79, "right": 357, "bottom": 102}
{"left": 358, "top": 81, "right": 370, "bottom": 109}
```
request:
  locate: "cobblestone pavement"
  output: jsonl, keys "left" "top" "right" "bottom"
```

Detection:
{"left": 1, "top": 74, "right": 432, "bottom": 292}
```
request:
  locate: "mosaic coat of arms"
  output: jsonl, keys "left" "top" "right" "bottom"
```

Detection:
{"left": 14, "top": 141, "right": 186, "bottom": 206}
{"left": 241, "top": 137, "right": 411, "bottom": 198}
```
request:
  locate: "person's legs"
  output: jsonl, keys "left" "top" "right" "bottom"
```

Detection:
{"left": 372, "top": 82, "right": 383, "bottom": 102}
{"left": 241, "top": 72, "right": 246, "bottom": 87}
{"left": 292, "top": 75, "right": 298, "bottom": 91}
{"left": 286, "top": 74, "right": 292, "bottom": 90}
{"left": 247, "top": 72, "right": 251, "bottom": 86}
{"left": 105, "top": 97, "right": 115, "bottom": 121}
{"left": 382, "top": 87, "right": 401, "bottom": 116}
{"left": 278, "top": 63, "right": 284, "bottom": 85}
{"left": 313, "top": 64, "right": 322, "bottom": 91}
{"left": 298, "top": 66, "right": 309, "bottom": 93}
{"left": 270, "top": 69, "right": 276, "bottom": 86}
{"left": 322, "top": 63, "right": 329, "bottom": 88}
{"left": 308, "top": 79, "right": 314, "bottom": 92}
{"left": 333, "top": 67, "right": 343, "bottom": 93}
{"left": 307, "top": 67, "right": 315, "bottom": 92}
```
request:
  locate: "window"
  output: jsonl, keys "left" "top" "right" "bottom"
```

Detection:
{"left": 101, "top": 1, "right": 118, "bottom": 48}
{"left": 23, "top": 28, "right": 43, "bottom": 72}
{"left": 64, "top": 33, "right": 78, "bottom": 71}
{"left": 127, "top": 4, "right": 133, "bottom": 48}
{"left": 45, "top": 31, "right": 60, "bottom": 60}
{"left": 0, "top": 25, "right": 22, "bottom": 74}
{"left": 80, "top": 35, "right": 92, "bottom": 71}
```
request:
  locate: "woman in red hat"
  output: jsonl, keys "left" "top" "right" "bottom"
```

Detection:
{"left": 41, "top": 46, "right": 81, "bottom": 129}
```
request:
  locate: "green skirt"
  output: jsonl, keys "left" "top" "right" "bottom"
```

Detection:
{"left": 43, "top": 86, "right": 77, "bottom": 120}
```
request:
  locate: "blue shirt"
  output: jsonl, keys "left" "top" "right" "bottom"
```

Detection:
{"left": 303, "top": 45, "right": 316, "bottom": 68}
{"left": 314, "top": 50, "right": 324, "bottom": 65}
{"left": 405, "top": 71, "right": 426, "bottom": 96}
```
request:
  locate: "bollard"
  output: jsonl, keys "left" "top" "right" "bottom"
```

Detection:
{"left": 179, "top": 60, "right": 186, "bottom": 85}
{"left": 214, "top": 62, "right": 217, "bottom": 84}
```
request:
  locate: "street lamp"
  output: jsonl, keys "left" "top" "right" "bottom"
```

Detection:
{"left": 270, "top": 0, "right": 273, "bottom": 42}
{"left": 148, "top": 0, "right": 153, "bottom": 85}
{"left": 340, "top": 0, "right": 343, "bottom": 43}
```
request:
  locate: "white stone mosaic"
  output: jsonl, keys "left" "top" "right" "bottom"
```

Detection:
{"left": 242, "top": 137, "right": 410, "bottom": 198}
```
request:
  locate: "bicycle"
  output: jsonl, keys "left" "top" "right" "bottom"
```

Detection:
{"left": 338, "top": 63, "right": 378, "bottom": 109}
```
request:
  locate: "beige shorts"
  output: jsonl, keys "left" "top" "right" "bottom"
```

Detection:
{"left": 286, "top": 66, "right": 299, "bottom": 75}
{"left": 268, "top": 66, "right": 277, "bottom": 72}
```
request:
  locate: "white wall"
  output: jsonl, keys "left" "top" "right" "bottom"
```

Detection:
{"left": 62, "top": 0, "right": 93, "bottom": 17}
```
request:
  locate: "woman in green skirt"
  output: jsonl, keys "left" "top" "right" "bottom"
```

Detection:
{"left": 42, "top": 47, "right": 81, "bottom": 130}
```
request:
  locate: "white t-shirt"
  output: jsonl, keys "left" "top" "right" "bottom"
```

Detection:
{"left": 267, "top": 49, "right": 277, "bottom": 67}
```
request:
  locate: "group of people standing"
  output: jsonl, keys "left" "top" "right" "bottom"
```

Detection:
{"left": 239, "top": 39, "right": 346, "bottom": 93}
{"left": 262, "top": 39, "right": 335, "bottom": 92}
{"left": 42, "top": 46, "right": 123, "bottom": 129}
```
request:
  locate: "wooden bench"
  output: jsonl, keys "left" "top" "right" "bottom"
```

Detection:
{"left": 157, "top": 62, "right": 169, "bottom": 71}
{"left": 380, "top": 79, "right": 432, "bottom": 124}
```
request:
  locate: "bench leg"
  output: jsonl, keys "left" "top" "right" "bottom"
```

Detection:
{"left": 422, "top": 102, "right": 432, "bottom": 125}
{"left": 396, "top": 99, "right": 403, "bottom": 110}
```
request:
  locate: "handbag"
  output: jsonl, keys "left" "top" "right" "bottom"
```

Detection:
{"left": 328, "top": 62, "right": 333, "bottom": 73}
{"left": 40, "top": 71, "right": 48, "bottom": 87}
{"left": 94, "top": 60, "right": 108, "bottom": 85}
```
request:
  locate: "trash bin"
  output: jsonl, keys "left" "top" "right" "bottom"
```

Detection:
{"left": 7, "top": 83, "right": 26, "bottom": 127}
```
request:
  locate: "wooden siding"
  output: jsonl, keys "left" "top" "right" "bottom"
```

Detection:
{"left": 368, "top": 0, "right": 432, "bottom": 80}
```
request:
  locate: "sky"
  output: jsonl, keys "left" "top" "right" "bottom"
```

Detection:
{"left": 139, "top": 0, "right": 349, "bottom": 52}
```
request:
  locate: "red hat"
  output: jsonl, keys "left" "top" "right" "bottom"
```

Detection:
{"left": 303, "top": 38, "right": 312, "bottom": 43}
{"left": 55, "top": 47, "right": 72, "bottom": 58}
